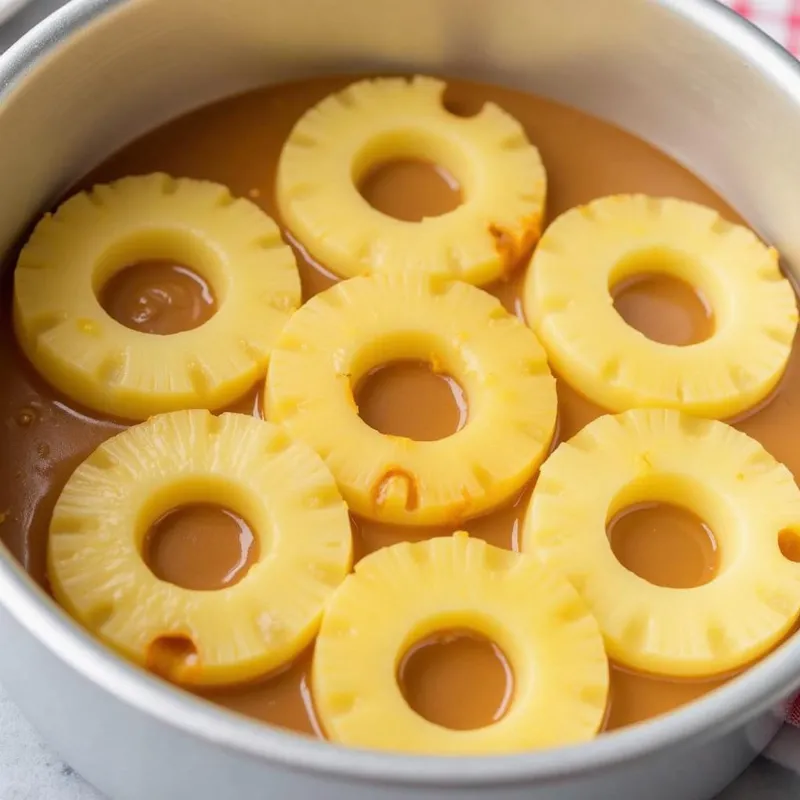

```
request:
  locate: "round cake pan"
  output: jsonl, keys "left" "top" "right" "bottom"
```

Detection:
{"left": 0, "top": 1, "right": 799, "bottom": 798}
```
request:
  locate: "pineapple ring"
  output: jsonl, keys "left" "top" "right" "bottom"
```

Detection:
{"left": 523, "top": 408, "right": 800, "bottom": 678}
{"left": 47, "top": 409, "right": 353, "bottom": 687}
{"left": 13, "top": 173, "right": 301, "bottom": 421}
{"left": 313, "top": 533, "right": 609, "bottom": 753}
{"left": 276, "top": 76, "right": 546, "bottom": 285}
{"left": 524, "top": 195, "right": 798, "bottom": 419}
{"left": 266, "top": 272, "right": 558, "bottom": 525}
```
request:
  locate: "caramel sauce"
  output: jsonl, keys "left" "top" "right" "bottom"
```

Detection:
{"left": 613, "top": 273, "right": 714, "bottom": 346}
{"left": 1, "top": 75, "right": 798, "bottom": 738}
{"left": 398, "top": 632, "right": 513, "bottom": 730}
{"left": 359, "top": 159, "right": 462, "bottom": 221}
{"left": 100, "top": 260, "right": 216, "bottom": 335}
{"left": 355, "top": 360, "right": 467, "bottom": 440}
{"left": 779, "top": 528, "right": 800, "bottom": 563}
{"left": 202, "top": 649, "right": 322, "bottom": 737}
{"left": 606, "top": 664, "right": 730, "bottom": 730}
{"left": 146, "top": 635, "right": 200, "bottom": 684}
{"left": 145, "top": 504, "right": 258, "bottom": 591}
{"left": 607, "top": 502, "right": 718, "bottom": 589}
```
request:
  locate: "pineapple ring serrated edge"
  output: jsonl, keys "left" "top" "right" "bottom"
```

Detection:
{"left": 522, "top": 408, "right": 800, "bottom": 677}
{"left": 47, "top": 410, "right": 353, "bottom": 687}
{"left": 276, "top": 75, "right": 546, "bottom": 285}
{"left": 523, "top": 194, "right": 798, "bottom": 419}
{"left": 13, "top": 173, "right": 301, "bottom": 421}
{"left": 312, "top": 532, "right": 609, "bottom": 754}
{"left": 265, "top": 273, "right": 559, "bottom": 526}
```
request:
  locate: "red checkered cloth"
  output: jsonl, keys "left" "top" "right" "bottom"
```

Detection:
{"left": 724, "top": 0, "right": 800, "bottom": 53}
{"left": 721, "top": 0, "right": 800, "bottom": 731}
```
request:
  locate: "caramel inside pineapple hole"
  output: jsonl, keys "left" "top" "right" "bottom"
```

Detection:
{"left": 605, "top": 474, "right": 723, "bottom": 590}
{"left": 355, "top": 360, "right": 468, "bottom": 441}
{"left": 610, "top": 249, "right": 715, "bottom": 346}
{"left": 99, "top": 260, "right": 217, "bottom": 335}
{"left": 145, "top": 503, "right": 259, "bottom": 591}
{"left": 607, "top": 502, "right": 719, "bottom": 589}
{"left": 359, "top": 159, "right": 462, "bottom": 221}
{"left": 398, "top": 630, "right": 513, "bottom": 730}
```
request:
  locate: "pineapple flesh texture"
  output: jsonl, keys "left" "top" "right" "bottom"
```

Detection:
{"left": 266, "top": 272, "right": 558, "bottom": 525}
{"left": 48, "top": 410, "right": 352, "bottom": 687}
{"left": 313, "top": 532, "right": 609, "bottom": 753}
{"left": 14, "top": 174, "right": 301, "bottom": 421}
{"left": 276, "top": 76, "right": 546, "bottom": 286}
{"left": 523, "top": 408, "right": 800, "bottom": 677}
{"left": 524, "top": 195, "right": 797, "bottom": 419}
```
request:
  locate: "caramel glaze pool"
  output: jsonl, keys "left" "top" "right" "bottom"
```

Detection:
{"left": 1, "top": 75, "right": 799, "bottom": 738}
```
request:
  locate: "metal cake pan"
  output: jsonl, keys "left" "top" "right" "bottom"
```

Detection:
{"left": 0, "top": 1, "right": 799, "bottom": 797}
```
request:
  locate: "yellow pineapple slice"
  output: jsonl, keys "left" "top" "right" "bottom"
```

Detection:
{"left": 523, "top": 408, "right": 800, "bottom": 677}
{"left": 14, "top": 173, "right": 301, "bottom": 421}
{"left": 524, "top": 195, "right": 797, "bottom": 419}
{"left": 313, "top": 532, "right": 608, "bottom": 754}
{"left": 48, "top": 410, "right": 352, "bottom": 687}
{"left": 276, "top": 76, "right": 546, "bottom": 285}
{"left": 266, "top": 272, "right": 558, "bottom": 525}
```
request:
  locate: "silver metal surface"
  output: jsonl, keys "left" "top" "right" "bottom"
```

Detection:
{"left": 0, "top": 1, "right": 798, "bottom": 798}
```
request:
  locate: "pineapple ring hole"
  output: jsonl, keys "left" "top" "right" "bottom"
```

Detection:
{"left": 397, "top": 629, "right": 514, "bottom": 730}
{"left": 358, "top": 159, "right": 462, "bottom": 221}
{"left": 144, "top": 503, "right": 259, "bottom": 591}
{"left": 146, "top": 634, "right": 200, "bottom": 683}
{"left": 352, "top": 128, "right": 468, "bottom": 223}
{"left": 611, "top": 268, "right": 714, "bottom": 347}
{"left": 778, "top": 529, "right": 800, "bottom": 562}
{"left": 607, "top": 501, "right": 719, "bottom": 589}
{"left": 354, "top": 359, "right": 468, "bottom": 441}
{"left": 99, "top": 259, "right": 217, "bottom": 335}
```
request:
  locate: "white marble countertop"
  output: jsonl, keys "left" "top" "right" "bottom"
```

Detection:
{"left": 0, "top": 2, "right": 800, "bottom": 798}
